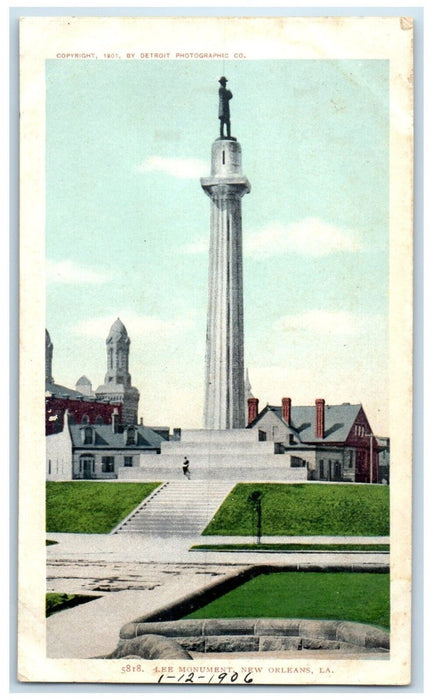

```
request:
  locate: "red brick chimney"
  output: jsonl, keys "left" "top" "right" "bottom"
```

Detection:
{"left": 247, "top": 398, "right": 259, "bottom": 424}
{"left": 282, "top": 397, "right": 291, "bottom": 425}
{"left": 315, "top": 399, "right": 325, "bottom": 439}
{"left": 111, "top": 407, "right": 119, "bottom": 433}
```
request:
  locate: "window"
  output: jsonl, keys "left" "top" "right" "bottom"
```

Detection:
{"left": 83, "top": 427, "right": 93, "bottom": 445}
{"left": 126, "top": 426, "right": 136, "bottom": 446}
{"left": 79, "top": 454, "right": 95, "bottom": 478}
{"left": 48, "top": 460, "right": 51, "bottom": 475}
{"left": 290, "top": 456, "right": 304, "bottom": 468}
{"left": 81, "top": 415, "right": 89, "bottom": 425}
{"left": 124, "top": 456, "right": 133, "bottom": 468}
{"left": 95, "top": 416, "right": 103, "bottom": 425}
{"left": 258, "top": 430, "right": 267, "bottom": 442}
{"left": 319, "top": 460, "right": 324, "bottom": 479}
{"left": 102, "top": 456, "right": 115, "bottom": 473}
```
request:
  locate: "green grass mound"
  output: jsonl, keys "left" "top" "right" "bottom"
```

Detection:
{"left": 185, "top": 571, "right": 390, "bottom": 629}
{"left": 46, "top": 482, "right": 161, "bottom": 534}
{"left": 191, "top": 543, "right": 390, "bottom": 552}
{"left": 46, "top": 592, "right": 101, "bottom": 617}
{"left": 203, "top": 483, "right": 389, "bottom": 536}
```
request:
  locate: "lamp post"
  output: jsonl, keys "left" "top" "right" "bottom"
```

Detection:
{"left": 366, "top": 433, "right": 374, "bottom": 483}
{"left": 248, "top": 490, "right": 263, "bottom": 544}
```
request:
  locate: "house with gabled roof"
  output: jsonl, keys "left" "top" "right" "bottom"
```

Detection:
{"left": 247, "top": 397, "right": 381, "bottom": 483}
{"left": 46, "top": 409, "right": 167, "bottom": 481}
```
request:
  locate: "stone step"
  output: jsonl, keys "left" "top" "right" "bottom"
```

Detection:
{"left": 112, "top": 481, "right": 235, "bottom": 536}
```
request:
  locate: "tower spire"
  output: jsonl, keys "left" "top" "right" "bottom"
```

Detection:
{"left": 95, "top": 318, "right": 140, "bottom": 424}
{"left": 45, "top": 329, "right": 54, "bottom": 384}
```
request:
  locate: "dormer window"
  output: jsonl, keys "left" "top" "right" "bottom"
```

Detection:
{"left": 125, "top": 426, "right": 137, "bottom": 446}
{"left": 82, "top": 426, "right": 94, "bottom": 445}
{"left": 81, "top": 414, "right": 89, "bottom": 425}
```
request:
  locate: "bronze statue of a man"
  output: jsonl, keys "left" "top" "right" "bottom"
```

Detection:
{"left": 218, "top": 76, "right": 232, "bottom": 139}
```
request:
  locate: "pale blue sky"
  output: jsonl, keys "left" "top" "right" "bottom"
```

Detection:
{"left": 46, "top": 58, "right": 389, "bottom": 433}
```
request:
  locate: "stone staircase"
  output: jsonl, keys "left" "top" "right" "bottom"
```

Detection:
{"left": 112, "top": 481, "right": 236, "bottom": 536}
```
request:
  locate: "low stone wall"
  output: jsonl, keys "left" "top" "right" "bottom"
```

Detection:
{"left": 108, "top": 619, "right": 389, "bottom": 658}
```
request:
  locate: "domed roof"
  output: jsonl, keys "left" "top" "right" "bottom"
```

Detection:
{"left": 76, "top": 375, "right": 91, "bottom": 386}
{"left": 107, "top": 317, "right": 128, "bottom": 341}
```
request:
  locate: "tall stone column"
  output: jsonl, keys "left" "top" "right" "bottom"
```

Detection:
{"left": 201, "top": 139, "right": 250, "bottom": 429}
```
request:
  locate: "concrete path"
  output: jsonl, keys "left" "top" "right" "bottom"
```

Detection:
{"left": 47, "top": 563, "right": 243, "bottom": 659}
{"left": 47, "top": 532, "right": 389, "bottom": 563}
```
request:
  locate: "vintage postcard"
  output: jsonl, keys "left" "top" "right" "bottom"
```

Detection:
{"left": 18, "top": 15, "right": 413, "bottom": 685}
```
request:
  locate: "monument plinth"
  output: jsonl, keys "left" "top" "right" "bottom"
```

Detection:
{"left": 201, "top": 137, "right": 250, "bottom": 430}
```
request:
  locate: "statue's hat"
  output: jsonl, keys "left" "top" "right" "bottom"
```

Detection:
{"left": 219, "top": 76, "right": 228, "bottom": 85}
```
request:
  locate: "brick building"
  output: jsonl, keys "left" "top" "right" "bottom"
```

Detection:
{"left": 45, "top": 328, "right": 121, "bottom": 435}
{"left": 247, "top": 397, "right": 381, "bottom": 483}
{"left": 45, "top": 320, "right": 139, "bottom": 434}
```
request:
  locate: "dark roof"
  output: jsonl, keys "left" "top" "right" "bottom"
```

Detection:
{"left": 45, "top": 382, "right": 86, "bottom": 399}
{"left": 250, "top": 403, "right": 363, "bottom": 444}
{"left": 46, "top": 382, "right": 119, "bottom": 404}
{"left": 69, "top": 424, "right": 165, "bottom": 450}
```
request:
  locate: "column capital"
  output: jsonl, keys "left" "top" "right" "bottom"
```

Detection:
{"left": 201, "top": 177, "right": 251, "bottom": 200}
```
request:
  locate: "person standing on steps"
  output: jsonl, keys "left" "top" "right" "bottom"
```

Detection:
{"left": 182, "top": 456, "right": 191, "bottom": 480}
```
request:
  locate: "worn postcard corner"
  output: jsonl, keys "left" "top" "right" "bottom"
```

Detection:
{"left": 18, "top": 15, "right": 413, "bottom": 686}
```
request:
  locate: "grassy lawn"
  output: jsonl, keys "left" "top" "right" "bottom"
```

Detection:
{"left": 185, "top": 572, "right": 390, "bottom": 629}
{"left": 203, "top": 483, "right": 389, "bottom": 536}
{"left": 190, "top": 543, "right": 390, "bottom": 552}
{"left": 46, "top": 592, "right": 100, "bottom": 617}
{"left": 46, "top": 482, "right": 161, "bottom": 533}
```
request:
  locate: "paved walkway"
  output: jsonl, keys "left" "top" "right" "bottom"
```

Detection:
{"left": 46, "top": 530, "right": 389, "bottom": 659}
{"left": 47, "top": 532, "right": 389, "bottom": 561}
{"left": 47, "top": 562, "right": 243, "bottom": 659}
{"left": 47, "top": 532, "right": 389, "bottom": 564}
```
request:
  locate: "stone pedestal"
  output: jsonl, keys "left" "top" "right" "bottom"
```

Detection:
{"left": 201, "top": 139, "right": 250, "bottom": 429}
